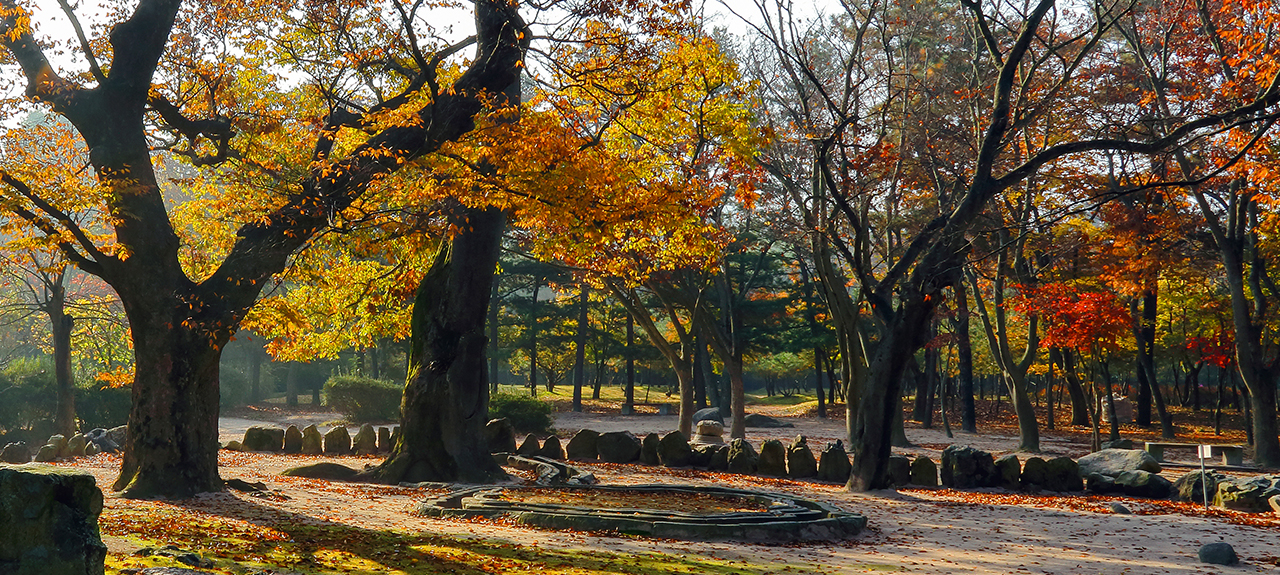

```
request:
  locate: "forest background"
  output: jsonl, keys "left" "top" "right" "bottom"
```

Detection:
{"left": 2, "top": 0, "right": 1280, "bottom": 496}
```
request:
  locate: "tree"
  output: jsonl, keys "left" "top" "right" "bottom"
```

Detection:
{"left": 743, "top": 0, "right": 1280, "bottom": 491}
{"left": 0, "top": 0, "right": 530, "bottom": 497}
{"left": 1117, "top": 0, "right": 1280, "bottom": 464}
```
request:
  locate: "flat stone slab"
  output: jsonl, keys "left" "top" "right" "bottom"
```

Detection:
{"left": 418, "top": 483, "right": 865, "bottom": 544}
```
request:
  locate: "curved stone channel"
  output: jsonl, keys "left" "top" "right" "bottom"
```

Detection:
{"left": 418, "top": 484, "right": 867, "bottom": 543}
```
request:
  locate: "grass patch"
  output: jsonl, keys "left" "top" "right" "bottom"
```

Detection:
{"left": 745, "top": 393, "right": 819, "bottom": 406}
{"left": 101, "top": 503, "right": 815, "bottom": 575}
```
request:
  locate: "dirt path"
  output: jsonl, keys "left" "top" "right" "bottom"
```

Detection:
{"left": 61, "top": 412, "right": 1280, "bottom": 574}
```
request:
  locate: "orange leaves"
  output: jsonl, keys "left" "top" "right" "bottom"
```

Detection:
{"left": 1014, "top": 282, "right": 1130, "bottom": 354}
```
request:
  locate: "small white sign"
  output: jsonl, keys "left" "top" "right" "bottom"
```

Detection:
{"left": 1198, "top": 445, "right": 1214, "bottom": 459}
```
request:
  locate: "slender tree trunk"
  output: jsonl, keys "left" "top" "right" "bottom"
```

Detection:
{"left": 528, "top": 277, "right": 539, "bottom": 398}
{"left": 249, "top": 343, "right": 262, "bottom": 403}
{"left": 48, "top": 281, "right": 77, "bottom": 438}
{"left": 366, "top": 207, "right": 507, "bottom": 484}
{"left": 624, "top": 313, "right": 635, "bottom": 411}
{"left": 488, "top": 280, "right": 500, "bottom": 394}
{"left": 1101, "top": 359, "right": 1120, "bottom": 442}
{"left": 727, "top": 353, "right": 746, "bottom": 439}
{"left": 1135, "top": 290, "right": 1174, "bottom": 437}
{"left": 285, "top": 363, "right": 299, "bottom": 407}
{"left": 814, "top": 348, "right": 826, "bottom": 418}
{"left": 1053, "top": 348, "right": 1091, "bottom": 426}
{"left": 571, "top": 285, "right": 587, "bottom": 412}
{"left": 1008, "top": 371, "right": 1040, "bottom": 451}
{"left": 952, "top": 280, "right": 977, "bottom": 433}
{"left": 692, "top": 339, "right": 707, "bottom": 409}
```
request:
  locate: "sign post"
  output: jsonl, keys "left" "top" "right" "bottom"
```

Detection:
{"left": 1198, "top": 444, "right": 1213, "bottom": 510}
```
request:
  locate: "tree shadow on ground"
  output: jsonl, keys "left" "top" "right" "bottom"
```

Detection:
{"left": 118, "top": 489, "right": 768, "bottom": 575}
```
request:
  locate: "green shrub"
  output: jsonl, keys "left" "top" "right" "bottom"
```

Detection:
{"left": 76, "top": 382, "right": 131, "bottom": 430}
{"left": 0, "top": 358, "right": 55, "bottom": 436}
{"left": 219, "top": 368, "right": 251, "bottom": 409}
{"left": 323, "top": 376, "right": 402, "bottom": 422}
{"left": 489, "top": 392, "right": 552, "bottom": 434}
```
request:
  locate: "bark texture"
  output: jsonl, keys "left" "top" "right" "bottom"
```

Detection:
{"left": 366, "top": 208, "right": 508, "bottom": 484}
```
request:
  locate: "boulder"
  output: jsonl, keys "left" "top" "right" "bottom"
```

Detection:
{"left": 0, "top": 463, "right": 107, "bottom": 575}
{"left": 1085, "top": 472, "right": 1118, "bottom": 494}
{"left": 280, "top": 462, "right": 359, "bottom": 480}
{"left": 940, "top": 445, "right": 998, "bottom": 489}
{"left": 1114, "top": 470, "right": 1172, "bottom": 499}
{"left": 786, "top": 436, "right": 818, "bottom": 479}
{"left": 565, "top": 429, "right": 600, "bottom": 460}
{"left": 1077, "top": 449, "right": 1160, "bottom": 477}
{"left": 1198, "top": 542, "right": 1238, "bottom": 565}
{"left": 658, "top": 432, "right": 693, "bottom": 467}
{"left": 690, "top": 444, "right": 718, "bottom": 468}
{"left": 819, "top": 440, "right": 849, "bottom": 481}
{"left": 887, "top": 456, "right": 911, "bottom": 487}
{"left": 377, "top": 426, "right": 393, "bottom": 452}
{"left": 33, "top": 444, "right": 58, "bottom": 463}
{"left": 66, "top": 435, "right": 88, "bottom": 458}
{"left": 1173, "top": 470, "right": 1225, "bottom": 504}
{"left": 692, "top": 406, "right": 724, "bottom": 425}
{"left": 0, "top": 443, "right": 30, "bottom": 464}
{"left": 1101, "top": 394, "right": 1133, "bottom": 424}
{"left": 726, "top": 438, "right": 759, "bottom": 474}
{"left": 390, "top": 426, "right": 401, "bottom": 449}
{"left": 301, "top": 424, "right": 324, "bottom": 454}
{"left": 817, "top": 441, "right": 852, "bottom": 483}
{"left": 708, "top": 445, "right": 730, "bottom": 471}
{"left": 47, "top": 435, "right": 68, "bottom": 458}
{"left": 83, "top": 442, "right": 99, "bottom": 457}
{"left": 742, "top": 413, "right": 794, "bottom": 428}
{"left": 484, "top": 419, "right": 517, "bottom": 454}
{"left": 104, "top": 426, "right": 128, "bottom": 450}
{"left": 352, "top": 424, "right": 378, "bottom": 455}
{"left": 910, "top": 456, "right": 939, "bottom": 488}
{"left": 242, "top": 426, "right": 285, "bottom": 452}
{"left": 639, "top": 433, "right": 661, "bottom": 465}
{"left": 538, "top": 435, "right": 564, "bottom": 460}
{"left": 691, "top": 420, "right": 725, "bottom": 445}
{"left": 1042, "top": 457, "right": 1083, "bottom": 492}
{"left": 1100, "top": 438, "right": 1134, "bottom": 450}
{"left": 596, "top": 431, "right": 642, "bottom": 463}
{"left": 323, "top": 426, "right": 351, "bottom": 455}
{"left": 994, "top": 454, "right": 1020, "bottom": 490}
{"left": 282, "top": 426, "right": 303, "bottom": 454}
{"left": 516, "top": 435, "right": 541, "bottom": 457}
{"left": 1109, "top": 502, "right": 1131, "bottom": 514}
{"left": 222, "top": 440, "right": 244, "bottom": 451}
{"left": 84, "top": 429, "right": 118, "bottom": 454}
{"left": 757, "top": 440, "right": 787, "bottom": 476}
{"left": 1214, "top": 476, "right": 1280, "bottom": 512}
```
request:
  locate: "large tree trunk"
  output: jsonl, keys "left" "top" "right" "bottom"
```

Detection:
{"left": 848, "top": 293, "right": 933, "bottom": 491}
{"left": 366, "top": 207, "right": 507, "bottom": 484}
{"left": 113, "top": 308, "right": 226, "bottom": 498}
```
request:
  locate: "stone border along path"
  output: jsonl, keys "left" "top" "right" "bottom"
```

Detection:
{"left": 417, "top": 483, "right": 867, "bottom": 544}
